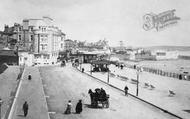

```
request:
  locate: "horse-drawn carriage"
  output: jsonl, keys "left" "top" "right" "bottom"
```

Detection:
{"left": 88, "top": 88, "right": 109, "bottom": 108}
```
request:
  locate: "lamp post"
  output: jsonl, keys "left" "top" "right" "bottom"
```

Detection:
{"left": 136, "top": 67, "right": 142, "bottom": 96}
{"left": 107, "top": 64, "right": 110, "bottom": 83}
{"left": 15, "top": 43, "right": 19, "bottom": 65}
{"left": 136, "top": 70, "right": 139, "bottom": 96}
{"left": 107, "top": 47, "right": 111, "bottom": 84}
{"left": 90, "top": 63, "right": 92, "bottom": 75}
{"left": 80, "top": 63, "right": 82, "bottom": 70}
{"left": 0, "top": 98, "right": 2, "bottom": 119}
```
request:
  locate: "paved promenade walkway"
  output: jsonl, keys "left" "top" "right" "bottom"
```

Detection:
{"left": 11, "top": 67, "right": 49, "bottom": 119}
{"left": 0, "top": 66, "right": 19, "bottom": 119}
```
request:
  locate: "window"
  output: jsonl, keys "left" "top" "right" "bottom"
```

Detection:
{"left": 19, "top": 35, "right": 22, "bottom": 41}
{"left": 30, "top": 27, "right": 33, "bottom": 31}
{"left": 41, "top": 44, "right": 45, "bottom": 50}
{"left": 41, "top": 38, "right": 47, "bottom": 42}
{"left": 47, "top": 55, "right": 50, "bottom": 59}
{"left": 45, "top": 44, "right": 47, "bottom": 50}
{"left": 31, "top": 35, "right": 33, "bottom": 41}
{"left": 41, "top": 44, "right": 48, "bottom": 51}
{"left": 19, "top": 27, "right": 22, "bottom": 31}
{"left": 41, "top": 27, "right": 46, "bottom": 32}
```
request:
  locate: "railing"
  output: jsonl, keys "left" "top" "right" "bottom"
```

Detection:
{"left": 124, "top": 64, "right": 190, "bottom": 81}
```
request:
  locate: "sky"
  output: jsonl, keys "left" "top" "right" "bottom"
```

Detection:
{"left": 0, "top": 0, "right": 190, "bottom": 47}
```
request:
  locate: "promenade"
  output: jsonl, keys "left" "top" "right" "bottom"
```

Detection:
{"left": 9, "top": 67, "right": 49, "bottom": 119}
{"left": 80, "top": 63, "right": 190, "bottom": 119}
{"left": 0, "top": 66, "right": 20, "bottom": 119}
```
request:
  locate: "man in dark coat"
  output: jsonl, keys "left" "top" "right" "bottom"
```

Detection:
{"left": 124, "top": 85, "right": 129, "bottom": 96}
{"left": 100, "top": 88, "right": 107, "bottom": 100}
{"left": 88, "top": 89, "right": 94, "bottom": 105}
{"left": 75, "top": 100, "right": 82, "bottom": 114}
{"left": 23, "top": 101, "right": 29, "bottom": 117}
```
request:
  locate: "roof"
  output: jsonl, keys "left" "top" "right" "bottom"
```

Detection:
{"left": 0, "top": 50, "right": 17, "bottom": 56}
{"left": 91, "top": 60, "right": 110, "bottom": 65}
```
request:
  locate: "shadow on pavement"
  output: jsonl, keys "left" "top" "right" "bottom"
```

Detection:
{"left": 17, "top": 114, "right": 25, "bottom": 117}
{"left": 0, "top": 63, "right": 8, "bottom": 74}
{"left": 183, "top": 110, "right": 190, "bottom": 113}
{"left": 84, "top": 104, "right": 103, "bottom": 109}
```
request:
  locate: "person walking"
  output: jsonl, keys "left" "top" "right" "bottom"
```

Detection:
{"left": 64, "top": 100, "right": 72, "bottom": 114}
{"left": 75, "top": 100, "right": 83, "bottom": 114}
{"left": 23, "top": 101, "right": 29, "bottom": 117}
{"left": 88, "top": 89, "right": 94, "bottom": 105}
{"left": 28, "top": 73, "right": 32, "bottom": 80}
{"left": 124, "top": 85, "right": 129, "bottom": 96}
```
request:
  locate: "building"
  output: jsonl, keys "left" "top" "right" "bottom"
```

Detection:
{"left": 18, "top": 51, "right": 34, "bottom": 66}
{"left": 2, "top": 17, "right": 66, "bottom": 65}
{"left": 0, "top": 24, "right": 21, "bottom": 49}
{"left": 64, "top": 39, "right": 77, "bottom": 52}
{"left": 152, "top": 50, "right": 179, "bottom": 60}
{"left": 135, "top": 50, "right": 156, "bottom": 61}
{"left": 21, "top": 17, "right": 66, "bottom": 65}
{"left": 0, "top": 49, "right": 18, "bottom": 65}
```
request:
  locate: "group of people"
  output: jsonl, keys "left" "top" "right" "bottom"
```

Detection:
{"left": 22, "top": 86, "right": 129, "bottom": 117}
{"left": 88, "top": 88, "right": 107, "bottom": 106}
{"left": 64, "top": 99, "right": 83, "bottom": 114}
{"left": 115, "top": 64, "right": 124, "bottom": 69}
{"left": 22, "top": 100, "right": 83, "bottom": 117}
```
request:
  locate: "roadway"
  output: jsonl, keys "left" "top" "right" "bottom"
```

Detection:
{"left": 39, "top": 64, "right": 177, "bottom": 119}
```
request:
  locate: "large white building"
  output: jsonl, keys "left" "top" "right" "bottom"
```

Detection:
{"left": 11, "top": 17, "right": 66, "bottom": 65}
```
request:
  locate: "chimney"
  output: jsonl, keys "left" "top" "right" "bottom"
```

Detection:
{"left": 4, "top": 25, "right": 9, "bottom": 32}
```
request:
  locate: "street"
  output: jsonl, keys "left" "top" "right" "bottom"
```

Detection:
{"left": 39, "top": 64, "right": 176, "bottom": 119}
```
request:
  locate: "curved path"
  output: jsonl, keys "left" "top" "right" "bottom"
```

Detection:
{"left": 39, "top": 64, "right": 177, "bottom": 119}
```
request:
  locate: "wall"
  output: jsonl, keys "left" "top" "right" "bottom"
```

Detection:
{"left": 18, "top": 52, "right": 34, "bottom": 66}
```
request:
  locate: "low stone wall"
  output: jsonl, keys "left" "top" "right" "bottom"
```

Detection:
{"left": 178, "top": 55, "right": 190, "bottom": 60}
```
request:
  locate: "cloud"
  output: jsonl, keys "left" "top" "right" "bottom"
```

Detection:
{"left": 0, "top": 0, "right": 190, "bottom": 46}
{"left": 13, "top": 0, "right": 98, "bottom": 9}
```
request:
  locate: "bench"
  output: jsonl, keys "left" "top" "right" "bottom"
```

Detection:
{"left": 109, "top": 73, "right": 116, "bottom": 77}
{"left": 169, "top": 90, "right": 175, "bottom": 96}
{"left": 150, "top": 85, "right": 155, "bottom": 89}
{"left": 144, "top": 83, "right": 149, "bottom": 87}
{"left": 120, "top": 76, "right": 129, "bottom": 80}
{"left": 117, "top": 75, "right": 129, "bottom": 81}
{"left": 130, "top": 79, "right": 137, "bottom": 84}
